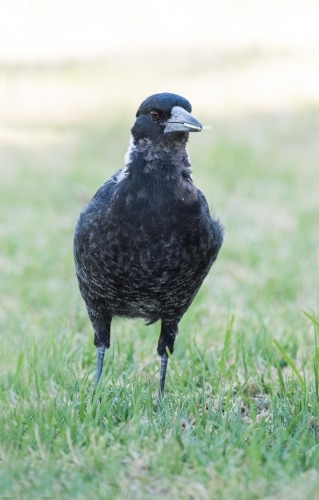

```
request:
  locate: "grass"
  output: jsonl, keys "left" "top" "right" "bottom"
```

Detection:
{"left": 1, "top": 57, "right": 319, "bottom": 498}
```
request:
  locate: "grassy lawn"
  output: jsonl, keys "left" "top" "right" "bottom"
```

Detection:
{"left": 1, "top": 56, "right": 319, "bottom": 499}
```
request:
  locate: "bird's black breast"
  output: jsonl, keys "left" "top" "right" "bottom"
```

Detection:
{"left": 74, "top": 164, "right": 223, "bottom": 323}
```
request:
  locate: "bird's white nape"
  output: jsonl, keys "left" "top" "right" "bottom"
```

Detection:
{"left": 124, "top": 135, "right": 137, "bottom": 166}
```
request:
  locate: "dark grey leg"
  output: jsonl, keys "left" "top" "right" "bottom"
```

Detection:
{"left": 157, "top": 320, "right": 178, "bottom": 400}
{"left": 158, "top": 353, "right": 169, "bottom": 400}
{"left": 97, "top": 346, "right": 106, "bottom": 384}
{"left": 91, "top": 312, "right": 112, "bottom": 386}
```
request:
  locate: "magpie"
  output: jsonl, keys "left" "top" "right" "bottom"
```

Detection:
{"left": 74, "top": 92, "right": 224, "bottom": 399}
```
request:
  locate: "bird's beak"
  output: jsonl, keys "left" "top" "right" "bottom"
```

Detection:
{"left": 163, "top": 106, "right": 202, "bottom": 133}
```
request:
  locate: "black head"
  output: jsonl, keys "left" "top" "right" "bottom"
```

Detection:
{"left": 131, "top": 92, "right": 202, "bottom": 142}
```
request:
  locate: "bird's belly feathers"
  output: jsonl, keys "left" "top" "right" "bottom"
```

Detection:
{"left": 75, "top": 204, "right": 218, "bottom": 321}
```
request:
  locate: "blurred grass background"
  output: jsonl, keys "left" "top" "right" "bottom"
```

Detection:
{"left": 1, "top": 1, "right": 319, "bottom": 498}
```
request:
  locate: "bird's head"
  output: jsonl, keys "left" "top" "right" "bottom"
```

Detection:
{"left": 131, "top": 93, "right": 202, "bottom": 143}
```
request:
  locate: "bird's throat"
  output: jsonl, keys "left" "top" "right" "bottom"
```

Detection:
{"left": 125, "top": 135, "right": 191, "bottom": 177}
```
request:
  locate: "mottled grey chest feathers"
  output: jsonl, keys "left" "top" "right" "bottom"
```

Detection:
{"left": 124, "top": 136, "right": 198, "bottom": 205}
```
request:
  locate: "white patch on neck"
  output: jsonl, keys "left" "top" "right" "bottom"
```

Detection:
{"left": 124, "top": 135, "right": 137, "bottom": 166}
{"left": 112, "top": 135, "right": 137, "bottom": 184}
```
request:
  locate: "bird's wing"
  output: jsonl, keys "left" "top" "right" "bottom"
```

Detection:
{"left": 197, "top": 188, "right": 225, "bottom": 261}
{"left": 74, "top": 167, "right": 126, "bottom": 252}
{"left": 91, "top": 167, "right": 126, "bottom": 202}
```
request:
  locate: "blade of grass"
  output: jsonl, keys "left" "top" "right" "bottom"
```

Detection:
{"left": 302, "top": 311, "right": 319, "bottom": 396}
{"left": 314, "top": 346, "right": 319, "bottom": 398}
{"left": 302, "top": 310, "right": 319, "bottom": 328}
{"left": 275, "top": 358, "right": 286, "bottom": 393}
{"left": 220, "top": 314, "right": 235, "bottom": 371}
{"left": 166, "top": 347, "right": 187, "bottom": 397}
{"left": 224, "top": 360, "right": 239, "bottom": 412}
{"left": 272, "top": 338, "right": 306, "bottom": 391}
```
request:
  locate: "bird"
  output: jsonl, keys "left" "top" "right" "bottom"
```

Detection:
{"left": 73, "top": 92, "right": 224, "bottom": 400}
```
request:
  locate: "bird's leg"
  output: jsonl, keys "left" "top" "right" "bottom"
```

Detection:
{"left": 157, "top": 320, "right": 179, "bottom": 401}
{"left": 92, "top": 313, "right": 112, "bottom": 385}
{"left": 159, "top": 352, "right": 168, "bottom": 397}
{"left": 97, "top": 346, "right": 106, "bottom": 384}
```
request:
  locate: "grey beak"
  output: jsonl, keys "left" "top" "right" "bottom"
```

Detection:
{"left": 164, "top": 106, "right": 202, "bottom": 133}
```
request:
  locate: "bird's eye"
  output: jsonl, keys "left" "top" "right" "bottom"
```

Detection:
{"left": 150, "top": 110, "right": 160, "bottom": 120}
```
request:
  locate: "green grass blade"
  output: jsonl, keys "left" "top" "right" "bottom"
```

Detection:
{"left": 272, "top": 338, "right": 306, "bottom": 390}
{"left": 166, "top": 347, "right": 187, "bottom": 397}
{"left": 220, "top": 314, "right": 235, "bottom": 371}
{"left": 224, "top": 360, "right": 239, "bottom": 412}
{"left": 275, "top": 358, "right": 286, "bottom": 393}
{"left": 302, "top": 310, "right": 319, "bottom": 328}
